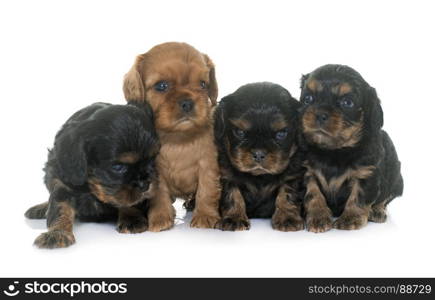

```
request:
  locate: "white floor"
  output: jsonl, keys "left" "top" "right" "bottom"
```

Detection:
{"left": 2, "top": 194, "right": 433, "bottom": 277}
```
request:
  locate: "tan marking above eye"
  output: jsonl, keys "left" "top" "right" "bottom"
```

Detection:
{"left": 331, "top": 83, "right": 353, "bottom": 96}
{"left": 118, "top": 152, "right": 140, "bottom": 164}
{"left": 230, "top": 118, "right": 251, "bottom": 130}
{"left": 306, "top": 79, "right": 323, "bottom": 92}
{"left": 271, "top": 119, "right": 288, "bottom": 131}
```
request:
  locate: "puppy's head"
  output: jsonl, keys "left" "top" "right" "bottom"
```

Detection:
{"left": 123, "top": 42, "right": 218, "bottom": 134}
{"left": 55, "top": 102, "right": 159, "bottom": 207}
{"left": 215, "top": 82, "right": 300, "bottom": 176}
{"left": 299, "top": 64, "right": 383, "bottom": 150}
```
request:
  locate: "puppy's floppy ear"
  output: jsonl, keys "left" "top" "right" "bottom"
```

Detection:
{"left": 55, "top": 131, "right": 88, "bottom": 186}
{"left": 213, "top": 97, "right": 228, "bottom": 142}
{"left": 123, "top": 54, "right": 146, "bottom": 102}
{"left": 365, "top": 86, "right": 384, "bottom": 131}
{"left": 128, "top": 100, "right": 154, "bottom": 122}
{"left": 203, "top": 54, "right": 218, "bottom": 106}
{"left": 300, "top": 73, "right": 310, "bottom": 89}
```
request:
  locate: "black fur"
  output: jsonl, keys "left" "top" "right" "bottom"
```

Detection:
{"left": 299, "top": 65, "right": 403, "bottom": 228}
{"left": 25, "top": 102, "right": 159, "bottom": 248}
{"left": 214, "top": 82, "right": 305, "bottom": 230}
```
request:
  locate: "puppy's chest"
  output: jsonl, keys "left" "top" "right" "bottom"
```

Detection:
{"left": 239, "top": 180, "right": 281, "bottom": 218}
{"left": 307, "top": 159, "right": 373, "bottom": 200}
{"left": 157, "top": 143, "right": 200, "bottom": 195}
{"left": 317, "top": 168, "right": 351, "bottom": 200}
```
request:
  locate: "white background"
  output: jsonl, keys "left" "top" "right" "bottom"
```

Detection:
{"left": 0, "top": 0, "right": 434, "bottom": 277}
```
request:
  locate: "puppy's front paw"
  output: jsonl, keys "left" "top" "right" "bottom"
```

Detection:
{"left": 34, "top": 230, "right": 75, "bottom": 249}
{"left": 220, "top": 217, "right": 250, "bottom": 231}
{"left": 117, "top": 215, "right": 148, "bottom": 234}
{"left": 191, "top": 214, "right": 221, "bottom": 229}
{"left": 368, "top": 209, "right": 387, "bottom": 223}
{"left": 306, "top": 211, "right": 333, "bottom": 233}
{"left": 147, "top": 206, "right": 175, "bottom": 232}
{"left": 272, "top": 213, "right": 304, "bottom": 232}
{"left": 334, "top": 212, "right": 368, "bottom": 230}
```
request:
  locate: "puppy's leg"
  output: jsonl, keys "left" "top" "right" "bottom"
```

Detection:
{"left": 272, "top": 185, "right": 304, "bottom": 232}
{"left": 191, "top": 156, "right": 221, "bottom": 229}
{"left": 25, "top": 201, "right": 49, "bottom": 219}
{"left": 117, "top": 207, "right": 148, "bottom": 233}
{"left": 369, "top": 199, "right": 388, "bottom": 223}
{"left": 147, "top": 178, "right": 175, "bottom": 232}
{"left": 220, "top": 186, "right": 250, "bottom": 231}
{"left": 304, "top": 174, "right": 333, "bottom": 233}
{"left": 34, "top": 189, "right": 76, "bottom": 249}
{"left": 334, "top": 178, "right": 370, "bottom": 230}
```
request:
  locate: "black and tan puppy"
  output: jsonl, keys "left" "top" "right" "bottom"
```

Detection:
{"left": 299, "top": 64, "right": 403, "bottom": 232}
{"left": 25, "top": 102, "right": 159, "bottom": 248}
{"left": 214, "top": 82, "right": 305, "bottom": 231}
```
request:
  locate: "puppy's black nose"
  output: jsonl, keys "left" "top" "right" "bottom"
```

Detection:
{"left": 135, "top": 181, "right": 149, "bottom": 192}
{"left": 252, "top": 150, "right": 267, "bottom": 163}
{"left": 179, "top": 99, "right": 194, "bottom": 113}
{"left": 316, "top": 112, "right": 329, "bottom": 125}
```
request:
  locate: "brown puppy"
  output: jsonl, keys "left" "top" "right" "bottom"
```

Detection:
{"left": 123, "top": 42, "right": 221, "bottom": 231}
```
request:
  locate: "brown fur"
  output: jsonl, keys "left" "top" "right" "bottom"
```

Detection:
{"left": 304, "top": 166, "right": 333, "bottom": 233}
{"left": 221, "top": 187, "right": 250, "bottom": 231}
{"left": 307, "top": 79, "right": 323, "bottom": 92}
{"left": 302, "top": 106, "right": 363, "bottom": 149}
{"left": 272, "top": 185, "right": 304, "bottom": 231}
{"left": 230, "top": 118, "right": 252, "bottom": 130}
{"left": 123, "top": 42, "right": 221, "bottom": 230}
{"left": 34, "top": 202, "right": 76, "bottom": 248}
{"left": 333, "top": 179, "right": 370, "bottom": 230}
{"left": 271, "top": 118, "right": 288, "bottom": 131}
{"left": 88, "top": 177, "right": 155, "bottom": 208}
{"left": 118, "top": 152, "right": 140, "bottom": 164}
{"left": 331, "top": 83, "right": 352, "bottom": 96}
{"left": 304, "top": 163, "right": 375, "bottom": 231}
{"left": 226, "top": 136, "right": 297, "bottom": 177}
{"left": 117, "top": 207, "right": 148, "bottom": 234}
{"left": 369, "top": 200, "right": 388, "bottom": 223}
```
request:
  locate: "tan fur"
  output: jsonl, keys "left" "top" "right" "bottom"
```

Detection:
{"left": 88, "top": 177, "right": 156, "bottom": 207}
{"left": 271, "top": 119, "right": 288, "bottom": 131}
{"left": 117, "top": 207, "right": 148, "bottom": 234}
{"left": 309, "top": 165, "right": 375, "bottom": 196}
{"left": 118, "top": 152, "right": 139, "bottom": 164}
{"left": 123, "top": 42, "right": 221, "bottom": 230}
{"left": 221, "top": 187, "right": 250, "bottom": 231}
{"left": 230, "top": 118, "right": 251, "bottom": 130}
{"left": 331, "top": 83, "right": 352, "bottom": 96}
{"left": 333, "top": 178, "right": 370, "bottom": 230}
{"left": 48, "top": 202, "right": 75, "bottom": 233}
{"left": 304, "top": 164, "right": 375, "bottom": 231}
{"left": 227, "top": 119, "right": 296, "bottom": 176}
{"left": 302, "top": 107, "right": 364, "bottom": 149}
{"left": 306, "top": 78, "right": 323, "bottom": 92}
{"left": 272, "top": 185, "right": 304, "bottom": 231}
{"left": 304, "top": 165, "right": 333, "bottom": 233}
{"left": 369, "top": 200, "right": 388, "bottom": 223}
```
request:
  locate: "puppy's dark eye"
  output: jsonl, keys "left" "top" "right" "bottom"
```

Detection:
{"left": 339, "top": 97, "right": 354, "bottom": 108}
{"left": 234, "top": 128, "right": 246, "bottom": 139}
{"left": 200, "top": 81, "right": 207, "bottom": 89}
{"left": 154, "top": 81, "right": 169, "bottom": 92}
{"left": 275, "top": 130, "right": 288, "bottom": 140}
{"left": 303, "top": 94, "right": 314, "bottom": 105}
{"left": 111, "top": 164, "right": 128, "bottom": 174}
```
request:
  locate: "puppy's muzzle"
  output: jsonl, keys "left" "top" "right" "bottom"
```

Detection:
{"left": 179, "top": 99, "right": 194, "bottom": 113}
{"left": 252, "top": 149, "right": 267, "bottom": 163}
{"left": 316, "top": 112, "right": 329, "bottom": 126}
